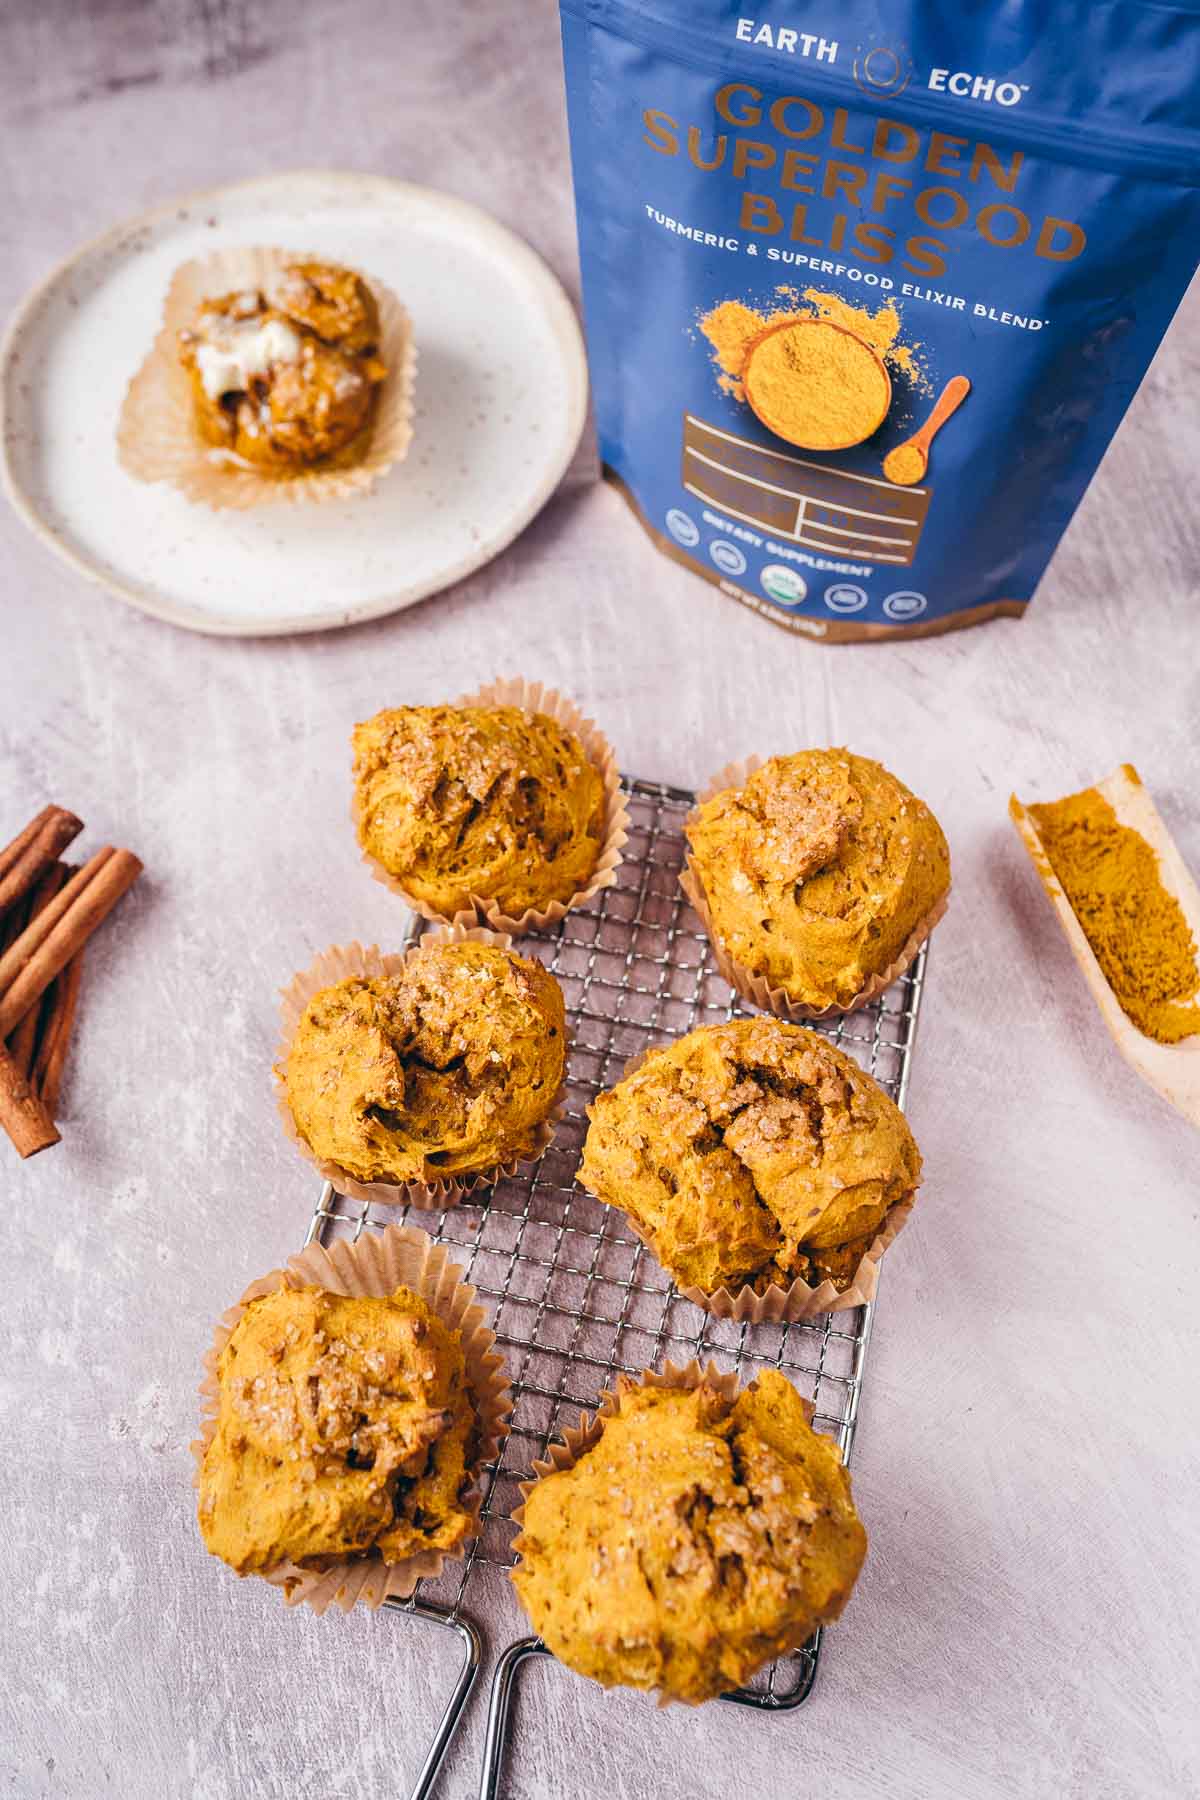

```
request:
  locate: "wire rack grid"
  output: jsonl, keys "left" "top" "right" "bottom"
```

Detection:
{"left": 304, "top": 776, "right": 929, "bottom": 1800}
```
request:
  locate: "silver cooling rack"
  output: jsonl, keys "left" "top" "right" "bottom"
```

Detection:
{"left": 304, "top": 776, "right": 930, "bottom": 1800}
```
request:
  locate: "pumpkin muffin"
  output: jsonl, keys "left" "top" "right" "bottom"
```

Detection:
{"left": 686, "top": 749, "right": 949, "bottom": 1011}
{"left": 352, "top": 704, "right": 606, "bottom": 920}
{"left": 578, "top": 1017, "right": 921, "bottom": 1297}
{"left": 198, "top": 1284, "right": 477, "bottom": 1575}
{"left": 512, "top": 1370, "right": 867, "bottom": 1703}
{"left": 177, "top": 259, "right": 387, "bottom": 469}
{"left": 283, "top": 940, "right": 566, "bottom": 1185}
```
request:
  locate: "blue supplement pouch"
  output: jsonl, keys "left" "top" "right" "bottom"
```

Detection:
{"left": 558, "top": 0, "right": 1200, "bottom": 639}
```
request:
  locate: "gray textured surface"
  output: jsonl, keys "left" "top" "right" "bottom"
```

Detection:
{"left": 3, "top": 3, "right": 1200, "bottom": 1796}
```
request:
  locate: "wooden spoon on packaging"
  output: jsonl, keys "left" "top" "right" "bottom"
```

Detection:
{"left": 883, "top": 375, "right": 971, "bottom": 485}
{"left": 1010, "top": 765, "right": 1200, "bottom": 1128}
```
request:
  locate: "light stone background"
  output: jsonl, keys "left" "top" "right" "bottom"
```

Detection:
{"left": 3, "top": 3, "right": 1199, "bottom": 1797}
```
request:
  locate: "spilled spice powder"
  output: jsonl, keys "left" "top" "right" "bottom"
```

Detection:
{"left": 1028, "top": 783, "right": 1200, "bottom": 1044}
{"left": 699, "top": 289, "right": 928, "bottom": 404}
{"left": 795, "top": 288, "right": 924, "bottom": 386}
{"left": 700, "top": 299, "right": 771, "bottom": 399}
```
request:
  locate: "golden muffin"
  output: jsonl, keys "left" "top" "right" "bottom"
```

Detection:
{"left": 283, "top": 940, "right": 565, "bottom": 1186}
{"left": 512, "top": 1371, "right": 867, "bottom": 1703}
{"left": 177, "top": 260, "right": 387, "bottom": 469}
{"left": 352, "top": 704, "right": 606, "bottom": 920}
{"left": 686, "top": 750, "right": 950, "bottom": 1010}
{"left": 271, "top": 261, "right": 381, "bottom": 355}
{"left": 198, "top": 1285, "right": 476, "bottom": 1575}
{"left": 578, "top": 1017, "right": 920, "bottom": 1297}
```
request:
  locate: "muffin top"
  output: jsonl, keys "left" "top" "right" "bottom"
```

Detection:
{"left": 284, "top": 940, "right": 566, "bottom": 1185}
{"left": 352, "top": 704, "right": 606, "bottom": 919}
{"left": 512, "top": 1371, "right": 867, "bottom": 1704}
{"left": 578, "top": 1017, "right": 921, "bottom": 1296}
{"left": 177, "top": 260, "right": 386, "bottom": 469}
{"left": 686, "top": 749, "right": 949, "bottom": 1009}
{"left": 198, "top": 1285, "right": 475, "bottom": 1575}
{"left": 270, "top": 261, "right": 381, "bottom": 355}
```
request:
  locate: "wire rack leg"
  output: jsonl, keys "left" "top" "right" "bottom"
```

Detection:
{"left": 720, "top": 1636, "right": 819, "bottom": 1711}
{"left": 477, "top": 1637, "right": 553, "bottom": 1800}
{"left": 381, "top": 1600, "right": 482, "bottom": 1800}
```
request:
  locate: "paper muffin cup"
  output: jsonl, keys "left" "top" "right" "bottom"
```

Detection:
{"left": 192, "top": 1222, "right": 512, "bottom": 1615}
{"left": 117, "top": 246, "right": 416, "bottom": 510}
{"left": 582, "top": 1040, "right": 917, "bottom": 1323}
{"left": 274, "top": 926, "right": 568, "bottom": 1209}
{"left": 510, "top": 1359, "right": 815, "bottom": 1708}
{"left": 672, "top": 1195, "right": 916, "bottom": 1323}
{"left": 680, "top": 754, "right": 949, "bottom": 1021}
{"left": 357, "top": 676, "right": 629, "bottom": 935}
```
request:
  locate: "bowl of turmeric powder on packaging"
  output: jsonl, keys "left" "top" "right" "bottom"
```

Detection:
{"left": 742, "top": 317, "right": 892, "bottom": 451}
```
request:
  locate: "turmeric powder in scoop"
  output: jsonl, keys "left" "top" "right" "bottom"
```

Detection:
{"left": 883, "top": 442, "right": 927, "bottom": 486}
{"left": 1029, "top": 785, "right": 1200, "bottom": 1044}
{"left": 743, "top": 319, "right": 891, "bottom": 451}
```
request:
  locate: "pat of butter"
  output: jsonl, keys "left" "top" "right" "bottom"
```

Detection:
{"left": 194, "top": 316, "right": 302, "bottom": 400}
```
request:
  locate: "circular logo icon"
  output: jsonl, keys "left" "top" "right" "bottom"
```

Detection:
{"left": 824, "top": 582, "right": 869, "bottom": 615}
{"left": 883, "top": 590, "right": 928, "bottom": 621}
{"left": 760, "top": 565, "right": 807, "bottom": 607}
{"left": 709, "top": 540, "right": 747, "bottom": 577}
{"left": 852, "top": 42, "right": 913, "bottom": 99}
{"left": 665, "top": 508, "right": 699, "bottom": 548}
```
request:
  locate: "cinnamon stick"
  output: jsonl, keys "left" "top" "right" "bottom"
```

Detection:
{"left": 6, "top": 863, "right": 68, "bottom": 1077}
{"left": 0, "top": 808, "right": 83, "bottom": 919}
{"left": 0, "top": 887, "right": 31, "bottom": 958}
{"left": 34, "top": 949, "right": 84, "bottom": 1115}
{"left": 0, "top": 850, "right": 112, "bottom": 994}
{"left": 0, "top": 1040, "right": 60, "bottom": 1158}
{"left": 0, "top": 805, "right": 59, "bottom": 883}
{"left": 0, "top": 847, "right": 142, "bottom": 1040}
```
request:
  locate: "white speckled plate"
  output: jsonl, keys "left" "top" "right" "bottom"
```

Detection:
{"left": 0, "top": 170, "right": 588, "bottom": 636}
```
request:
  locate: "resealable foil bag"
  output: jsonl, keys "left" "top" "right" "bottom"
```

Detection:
{"left": 558, "top": 0, "right": 1200, "bottom": 640}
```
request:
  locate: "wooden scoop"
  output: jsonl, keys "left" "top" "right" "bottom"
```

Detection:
{"left": 883, "top": 375, "right": 971, "bottom": 485}
{"left": 1010, "top": 765, "right": 1200, "bottom": 1128}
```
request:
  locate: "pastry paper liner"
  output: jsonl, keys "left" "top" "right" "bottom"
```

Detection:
{"left": 117, "top": 246, "right": 416, "bottom": 510}
{"left": 356, "top": 676, "right": 629, "bottom": 935}
{"left": 192, "top": 1222, "right": 512, "bottom": 1615}
{"left": 510, "top": 1359, "right": 819, "bottom": 1707}
{"left": 275, "top": 928, "right": 568, "bottom": 1209}
{"left": 584, "top": 1042, "right": 918, "bottom": 1323}
{"left": 672, "top": 1196, "right": 915, "bottom": 1322}
{"left": 680, "top": 754, "right": 949, "bottom": 1022}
